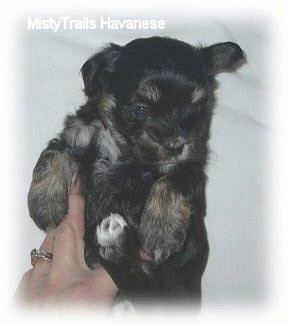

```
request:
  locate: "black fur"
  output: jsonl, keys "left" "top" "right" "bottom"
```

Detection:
{"left": 28, "top": 37, "right": 245, "bottom": 307}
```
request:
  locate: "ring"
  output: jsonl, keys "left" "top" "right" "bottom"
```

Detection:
{"left": 30, "top": 248, "right": 53, "bottom": 267}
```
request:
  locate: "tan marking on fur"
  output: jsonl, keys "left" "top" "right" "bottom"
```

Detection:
{"left": 141, "top": 132, "right": 166, "bottom": 160}
{"left": 137, "top": 83, "right": 161, "bottom": 103}
{"left": 99, "top": 94, "right": 117, "bottom": 122}
{"left": 158, "top": 163, "right": 175, "bottom": 174}
{"left": 31, "top": 150, "right": 77, "bottom": 191}
{"left": 98, "top": 94, "right": 127, "bottom": 147}
{"left": 144, "top": 178, "right": 191, "bottom": 220}
{"left": 192, "top": 87, "right": 207, "bottom": 103}
{"left": 179, "top": 200, "right": 192, "bottom": 218}
{"left": 28, "top": 148, "right": 79, "bottom": 229}
{"left": 139, "top": 177, "right": 191, "bottom": 261}
{"left": 144, "top": 179, "right": 168, "bottom": 216}
{"left": 63, "top": 115, "right": 101, "bottom": 148}
{"left": 98, "top": 126, "right": 120, "bottom": 162}
{"left": 141, "top": 132, "right": 160, "bottom": 147}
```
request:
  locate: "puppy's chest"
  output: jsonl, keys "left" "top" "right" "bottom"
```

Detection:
{"left": 93, "top": 158, "right": 158, "bottom": 195}
{"left": 93, "top": 126, "right": 161, "bottom": 225}
{"left": 91, "top": 157, "right": 160, "bottom": 226}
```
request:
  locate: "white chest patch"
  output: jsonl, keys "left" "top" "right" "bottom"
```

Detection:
{"left": 97, "top": 127, "right": 120, "bottom": 163}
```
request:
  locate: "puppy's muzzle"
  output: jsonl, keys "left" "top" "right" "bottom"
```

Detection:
{"left": 164, "top": 137, "right": 184, "bottom": 156}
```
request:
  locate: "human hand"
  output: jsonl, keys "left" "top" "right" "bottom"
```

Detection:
{"left": 15, "top": 182, "right": 118, "bottom": 311}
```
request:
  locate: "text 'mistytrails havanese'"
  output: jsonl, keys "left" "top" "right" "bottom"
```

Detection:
{"left": 28, "top": 36, "right": 245, "bottom": 308}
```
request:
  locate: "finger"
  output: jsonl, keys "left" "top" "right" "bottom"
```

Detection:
{"left": 65, "top": 181, "right": 85, "bottom": 236}
{"left": 51, "top": 217, "right": 89, "bottom": 272}
{"left": 51, "top": 222, "right": 78, "bottom": 269}
{"left": 31, "top": 229, "right": 55, "bottom": 276}
{"left": 39, "top": 228, "right": 55, "bottom": 253}
{"left": 14, "top": 270, "right": 32, "bottom": 300}
{"left": 68, "top": 181, "right": 84, "bottom": 213}
{"left": 45, "top": 182, "right": 86, "bottom": 273}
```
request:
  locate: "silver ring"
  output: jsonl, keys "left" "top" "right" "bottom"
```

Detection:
{"left": 30, "top": 248, "right": 53, "bottom": 267}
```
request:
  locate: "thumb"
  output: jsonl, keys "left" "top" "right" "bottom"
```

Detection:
{"left": 65, "top": 181, "right": 85, "bottom": 236}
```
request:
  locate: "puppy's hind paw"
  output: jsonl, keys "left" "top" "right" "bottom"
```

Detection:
{"left": 96, "top": 213, "right": 128, "bottom": 262}
{"left": 97, "top": 213, "right": 127, "bottom": 246}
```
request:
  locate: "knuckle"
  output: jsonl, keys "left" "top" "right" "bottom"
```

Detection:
{"left": 22, "top": 269, "right": 33, "bottom": 281}
{"left": 56, "top": 219, "right": 76, "bottom": 237}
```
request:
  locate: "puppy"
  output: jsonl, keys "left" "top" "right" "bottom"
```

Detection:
{"left": 28, "top": 37, "right": 245, "bottom": 306}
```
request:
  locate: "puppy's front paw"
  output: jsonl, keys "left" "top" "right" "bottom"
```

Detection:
{"left": 28, "top": 140, "right": 78, "bottom": 230}
{"left": 96, "top": 213, "right": 128, "bottom": 262}
{"left": 139, "top": 180, "right": 191, "bottom": 264}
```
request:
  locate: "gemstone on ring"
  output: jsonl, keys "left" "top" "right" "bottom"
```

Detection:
{"left": 30, "top": 248, "right": 53, "bottom": 266}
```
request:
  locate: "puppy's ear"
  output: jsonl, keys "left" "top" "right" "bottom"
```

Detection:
{"left": 201, "top": 42, "right": 245, "bottom": 74}
{"left": 81, "top": 43, "right": 122, "bottom": 96}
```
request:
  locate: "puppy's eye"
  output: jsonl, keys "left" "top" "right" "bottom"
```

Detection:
{"left": 133, "top": 104, "right": 150, "bottom": 119}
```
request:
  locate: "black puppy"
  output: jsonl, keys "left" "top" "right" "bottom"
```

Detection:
{"left": 28, "top": 37, "right": 244, "bottom": 306}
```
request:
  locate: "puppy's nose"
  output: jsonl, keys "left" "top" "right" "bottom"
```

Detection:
{"left": 164, "top": 138, "right": 184, "bottom": 156}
